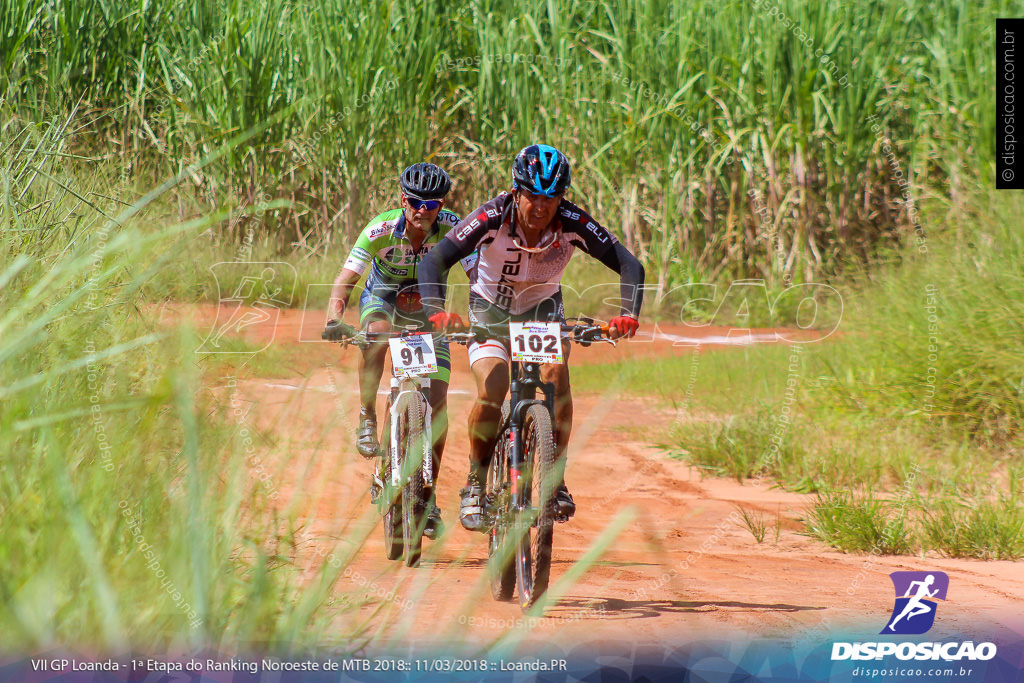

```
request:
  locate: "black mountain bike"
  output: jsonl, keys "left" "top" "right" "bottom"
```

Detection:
{"left": 454, "top": 318, "right": 613, "bottom": 610}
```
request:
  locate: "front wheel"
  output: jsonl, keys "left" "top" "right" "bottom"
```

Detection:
{"left": 379, "top": 398, "right": 402, "bottom": 561}
{"left": 381, "top": 467, "right": 403, "bottom": 560}
{"left": 515, "top": 404, "right": 557, "bottom": 610}
{"left": 400, "top": 395, "right": 427, "bottom": 568}
{"left": 486, "top": 409, "right": 515, "bottom": 601}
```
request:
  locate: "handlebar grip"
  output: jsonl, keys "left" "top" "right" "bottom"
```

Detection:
{"left": 322, "top": 319, "right": 357, "bottom": 341}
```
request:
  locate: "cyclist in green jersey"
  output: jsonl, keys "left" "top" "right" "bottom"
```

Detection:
{"left": 329, "top": 163, "right": 474, "bottom": 538}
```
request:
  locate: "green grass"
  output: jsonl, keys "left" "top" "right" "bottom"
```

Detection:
{"left": 2, "top": 0, "right": 1019, "bottom": 651}
{"left": 1, "top": 0, "right": 1009, "bottom": 286}
{"left": 803, "top": 490, "right": 914, "bottom": 555}
{"left": 572, "top": 340, "right": 806, "bottom": 415}
{"left": 606, "top": 189, "right": 1024, "bottom": 558}
{"left": 735, "top": 505, "right": 768, "bottom": 544}
{"left": 0, "top": 115, "right": 372, "bottom": 650}
{"left": 920, "top": 495, "right": 1024, "bottom": 561}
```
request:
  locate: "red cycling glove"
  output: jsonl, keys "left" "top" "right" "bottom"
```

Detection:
{"left": 609, "top": 315, "right": 640, "bottom": 339}
{"left": 429, "top": 311, "right": 466, "bottom": 331}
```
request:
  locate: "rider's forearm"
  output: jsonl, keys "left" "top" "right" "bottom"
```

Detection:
{"left": 596, "top": 242, "right": 646, "bottom": 318}
{"left": 418, "top": 239, "right": 464, "bottom": 316}
{"left": 330, "top": 269, "right": 361, "bottom": 315}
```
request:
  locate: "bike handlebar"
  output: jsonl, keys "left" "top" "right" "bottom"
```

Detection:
{"left": 322, "top": 317, "right": 615, "bottom": 348}
{"left": 442, "top": 319, "right": 613, "bottom": 347}
{"left": 321, "top": 320, "right": 422, "bottom": 348}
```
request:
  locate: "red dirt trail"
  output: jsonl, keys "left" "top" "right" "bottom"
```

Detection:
{"left": 167, "top": 303, "right": 1024, "bottom": 654}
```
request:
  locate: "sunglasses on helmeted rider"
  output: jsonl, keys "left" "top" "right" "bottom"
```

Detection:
{"left": 405, "top": 197, "right": 442, "bottom": 211}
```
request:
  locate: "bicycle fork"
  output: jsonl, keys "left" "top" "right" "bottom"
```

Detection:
{"left": 507, "top": 362, "right": 555, "bottom": 509}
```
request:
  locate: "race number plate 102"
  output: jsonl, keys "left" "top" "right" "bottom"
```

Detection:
{"left": 509, "top": 322, "right": 563, "bottom": 364}
{"left": 389, "top": 333, "right": 438, "bottom": 376}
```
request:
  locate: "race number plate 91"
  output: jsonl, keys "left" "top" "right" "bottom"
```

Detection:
{"left": 388, "top": 334, "right": 438, "bottom": 376}
{"left": 509, "top": 322, "right": 563, "bottom": 364}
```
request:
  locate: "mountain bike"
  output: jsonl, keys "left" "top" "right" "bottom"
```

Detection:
{"left": 323, "top": 320, "right": 440, "bottom": 567}
{"left": 450, "top": 317, "right": 613, "bottom": 610}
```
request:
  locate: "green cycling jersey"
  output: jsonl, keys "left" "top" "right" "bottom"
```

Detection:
{"left": 343, "top": 208, "right": 474, "bottom": 295}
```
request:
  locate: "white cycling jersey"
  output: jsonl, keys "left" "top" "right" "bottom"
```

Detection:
{"left": 445, "top": 192, "right": 619, "bottom": 314}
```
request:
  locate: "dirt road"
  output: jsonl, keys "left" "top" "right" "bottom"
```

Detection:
{"left": 176, "top": 304, "right": 1024, "bottom": 654}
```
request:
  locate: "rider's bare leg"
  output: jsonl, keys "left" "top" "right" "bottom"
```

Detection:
{"left": 358, "top": 317, "right": 391, "bottom": 414}
{"left": 541, "top": 353, "right": 575, "bottom": 517}
{"left": 427, "top": 379, "right": 449, "bottom": 486}
{"left": 540, "top": 361, "right": 572, "bottom": 462}
{"left": 467, "top": 357, "right": 509, "bottom": 480}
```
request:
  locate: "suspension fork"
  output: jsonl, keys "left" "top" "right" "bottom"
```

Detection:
{"left": 507, "top": 361, "right": 555, "bottom": 508}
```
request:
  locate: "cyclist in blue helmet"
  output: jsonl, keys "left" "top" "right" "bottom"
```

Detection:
{"left": 419, "top": 144, "right": 645, "bottom": 531}
{"left": 329, "top": 162, "right": 475, "bottom": 539}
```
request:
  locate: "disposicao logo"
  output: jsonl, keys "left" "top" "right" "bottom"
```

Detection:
{"left": 882, "top": 571, "right": 949, "bottom": 635}
{"left": 831, "top": 571, "right": 998, "bottom": 663}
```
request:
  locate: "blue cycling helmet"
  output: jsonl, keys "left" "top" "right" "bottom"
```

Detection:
{"left": 511, "top": 144, "right": 571, "bottom": 197}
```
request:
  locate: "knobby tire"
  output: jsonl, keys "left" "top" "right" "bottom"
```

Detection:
{"left": 487, "top": 401, "right": 515, "bottom": 600}
{"left": 516, "top": 404, "right": 556, "bottom": 610}
{"left": 379, "top": 397, "right": 403, "bottom": 561}
{"left": 401, "top": 395, "right": 427, "bottom": 568}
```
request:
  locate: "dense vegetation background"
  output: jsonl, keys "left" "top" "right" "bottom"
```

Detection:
{"left": 2, "top": 0, "right": 1003, "bottom": 287}
{"left": 1, "top": 0, "right": 1020, "bottom": 652}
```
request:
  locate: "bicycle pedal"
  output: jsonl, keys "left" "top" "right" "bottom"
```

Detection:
{"left": 554, "top": 513, "right": 571, "bottom": 524}
{"left": 369, "top": 474, "right": 385, "bottom": 505}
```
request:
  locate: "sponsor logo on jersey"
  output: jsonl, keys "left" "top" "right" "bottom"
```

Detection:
{"left": 377, "top": 260, "right": 410, "bottom": 278}
{"left": 494, "top": 247, "right": 522, "bottom": 310}
{"left": 381, "top": 245, "right": 419, "bottom": 266}
{"left": 584, "top": 220, "right": 609, "bottom": 243}
{"left": 368, "top": 222, "right": 394, "bottom": 239}
{"left": 455, "top": 220, "right": 480, "bottom": 241}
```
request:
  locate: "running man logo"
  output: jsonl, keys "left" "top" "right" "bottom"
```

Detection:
{"left": 197, "top": 262, "right": 295, "bottom": 354}
{"left": 882, "top": 571, "right": 949, "bottom": 635}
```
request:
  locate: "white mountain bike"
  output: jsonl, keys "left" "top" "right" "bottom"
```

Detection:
{"left": 323, "top": 320, "right": 439, "bottom": 567}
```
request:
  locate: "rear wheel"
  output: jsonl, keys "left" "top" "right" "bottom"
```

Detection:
{"left": 515, "top": 404, "right": 557, "bottom": 610}
{"left": 486, "top": 402, "right": 515, "bottom": 600}
{"left": 400, "top": 396, "right": 427, "bottom": 568}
